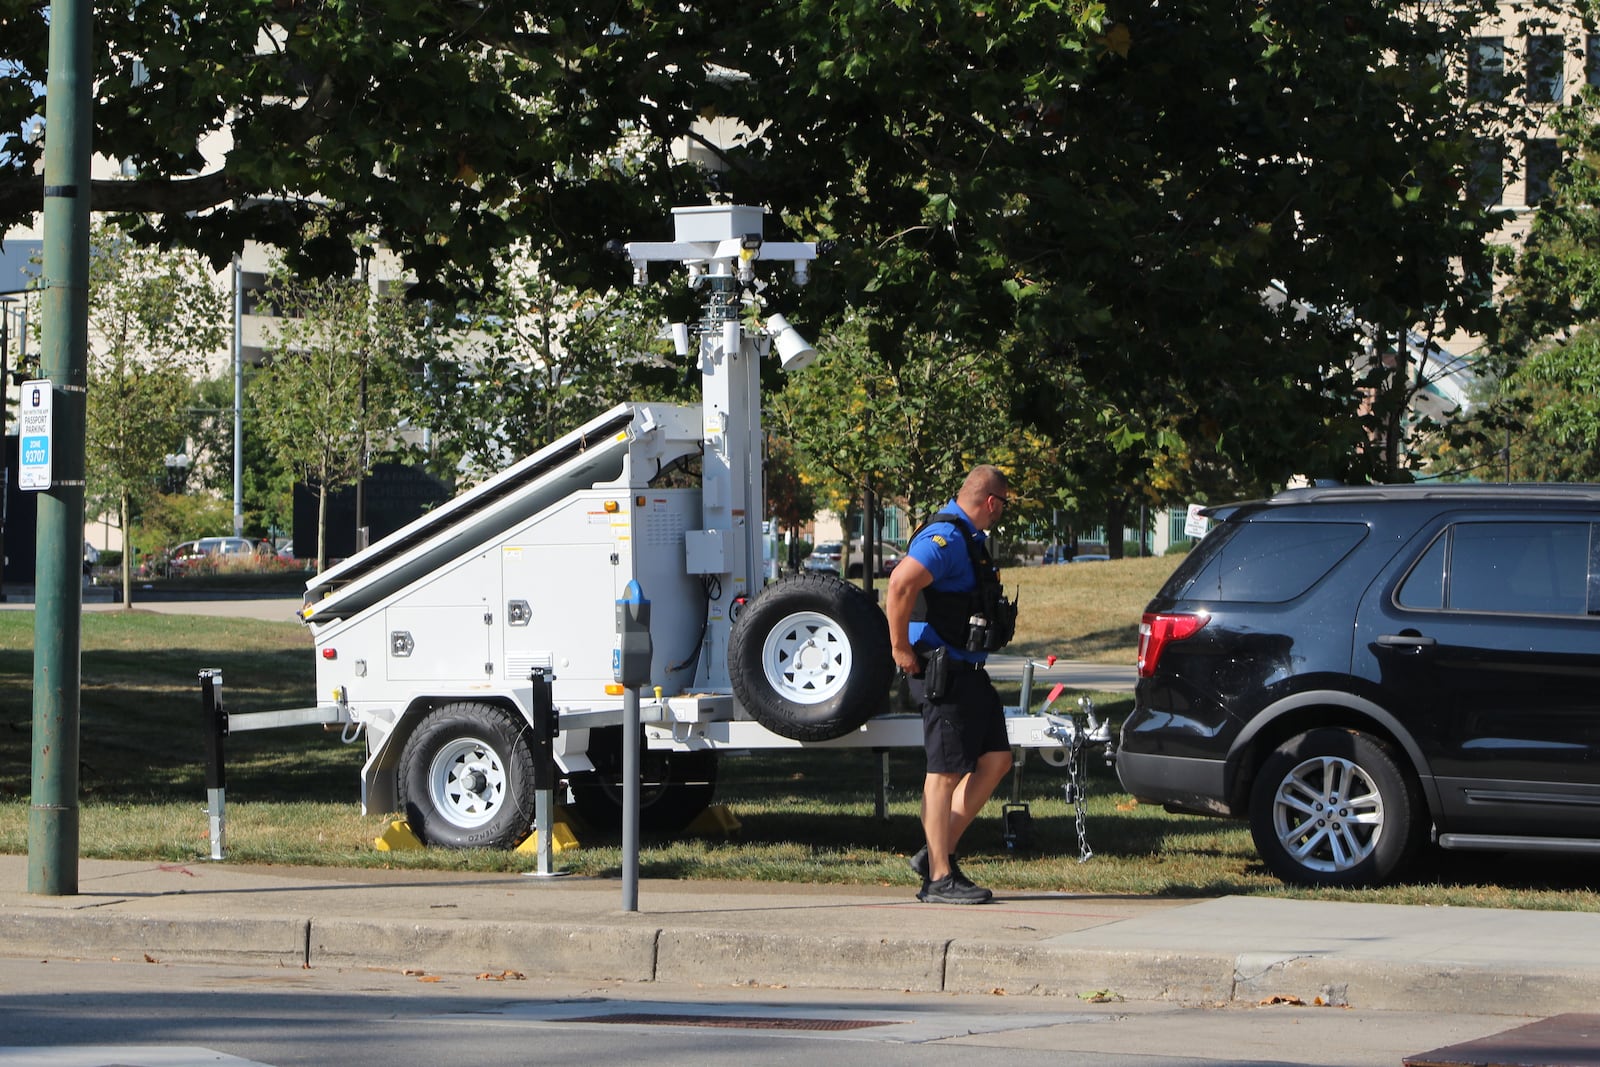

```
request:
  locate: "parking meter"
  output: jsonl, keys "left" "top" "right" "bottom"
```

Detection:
{"left": 614, "top": 579, "right": 652, "bottom": 686}
{"left": 614, "top": 579, "right": 651, "bottom": 910}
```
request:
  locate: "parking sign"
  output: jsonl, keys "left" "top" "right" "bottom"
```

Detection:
{"left": 18, "top": 379, "right": 51, "bottom": 491}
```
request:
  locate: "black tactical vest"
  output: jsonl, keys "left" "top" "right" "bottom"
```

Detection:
{"left": 909, "top": 512, "right": 1018, "bottom": 653}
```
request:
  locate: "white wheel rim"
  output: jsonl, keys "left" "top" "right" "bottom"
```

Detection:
{"left": 428, "top": 736, "right": 507, "bottom": 828}
{"left": 1270, "top": 754, "right": 1384, "bottom": 873}
{"left": 760, "top": 609, "right": 853, "bottom": 705}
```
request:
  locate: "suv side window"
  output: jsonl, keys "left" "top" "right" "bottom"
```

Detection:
{"left": 1169, "top": 520, "right": 1367, "bottom": 603}
{"left": 1397, "top": 521, "right": 1591, "bottom": 615}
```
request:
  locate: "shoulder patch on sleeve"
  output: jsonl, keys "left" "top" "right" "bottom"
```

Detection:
{"left": 931, "top": 534, "right": 947, "bottom": 548}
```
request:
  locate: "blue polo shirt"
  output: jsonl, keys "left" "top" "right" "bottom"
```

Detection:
{"left": 906, "top": 501, "right": 988, "bottom": 664}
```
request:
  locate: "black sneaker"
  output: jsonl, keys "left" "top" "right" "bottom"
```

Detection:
{"left": 917, "top": 873, "right": 993, "bottom": 905}
{"left": 910, "top": 847, "right": 980, "bottom": 886}
{"left": 909, "top": 846, "right": 930, "bottom": 883}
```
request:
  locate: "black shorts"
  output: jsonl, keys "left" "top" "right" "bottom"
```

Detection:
{"left": 911, "top": 666, "right": 1009, "bottom": 775}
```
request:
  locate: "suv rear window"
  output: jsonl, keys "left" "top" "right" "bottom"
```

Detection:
{"left": 1164, "top": 520, "right": 1368, "bottom": 604}
{"left": 1397, "top": 520, "right": 1591, "bottom": 615}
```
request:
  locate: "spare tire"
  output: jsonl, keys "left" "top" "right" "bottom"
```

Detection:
{"left": 729, "top": 572, "right": 892, "bottom": 741}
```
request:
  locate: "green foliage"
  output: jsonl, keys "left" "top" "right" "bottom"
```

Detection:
{"left": 2, "top": 0, "right": 1555, "bottom": 511}
{"left": 1470, "top": 85, "right": 1600, "bottom": 482}
{"left": 83, "top": 223, "right": 229, "bottom": 604}
{"left": 252, "top": 262, "right": 431, "bottom": 569}
{"left": 773, "top": 313, "right": 1016, "bottom": 526}
{"left": 129, "top": 492, "right": 236, "bottom": 560}
{"left": 187, "top": 373, "right": 292, "bottom": 539}
{"left": 764, "top": 435, "right": 822, "bottom": 537}
{"left": 1430, "top": 330, "right": 1600, "bottom": 484}
{"left": 417, "top": 251, "right": 683, "bottom": 483}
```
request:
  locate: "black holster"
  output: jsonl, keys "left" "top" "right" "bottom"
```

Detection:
{"left": 921, "top": 646, "right": 950, "bottom": 702}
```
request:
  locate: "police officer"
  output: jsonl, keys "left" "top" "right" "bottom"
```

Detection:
{"left": 885, "top": 464, "right": 1015, "bottom": 904}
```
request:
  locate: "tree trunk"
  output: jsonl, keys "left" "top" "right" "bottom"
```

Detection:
{"left": 119, "top": 491, "right": 134, "bottom": 609}
{"left": 1106, "top": 497, "right": 1130, "bottom": 560}
{"left": 861, "top": 483, "right": 876, "bottom": 593}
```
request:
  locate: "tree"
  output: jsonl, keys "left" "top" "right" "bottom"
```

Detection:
{"left": 83, "top": 224, "right": 228, "bottom": 606}
{"left": 773, "top": 313, "right": 1014, "bottom": 509}
{"left": 186, "top": 373, "right": 293, "bottom": 540}
{"left": 252, "top": 265, "right": 428, "bottom": 572}
{"left": 742, "top": 0, "right": 1546, "bottom": 491}
{"left": 0, "top": 0, "right": 729, "bottom": 295}
{"left": 1428, "top": 351, "right": 1600, "bottom": 483}
{"left": 417, "top": 250, "right": 683, "bottom": 484}
{"left": 3, "top": 0, "right": 1544, "bottom": 500}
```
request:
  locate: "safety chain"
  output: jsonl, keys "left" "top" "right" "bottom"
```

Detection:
{"left": 1065, "top": 723, "right": 1093, "bottom": 863}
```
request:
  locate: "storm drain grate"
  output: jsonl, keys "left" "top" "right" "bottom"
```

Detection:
{"left": 558, "top": 1012, "right": 899, "bottom": 1032}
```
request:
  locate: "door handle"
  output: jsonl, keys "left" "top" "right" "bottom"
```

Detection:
{"left": 1377, "top": 633, "right": 1436, "bottom": 649}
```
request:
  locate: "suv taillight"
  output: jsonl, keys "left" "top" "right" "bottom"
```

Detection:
{"left": 1137, "top": 611, "right": 1208, "bottom": 678}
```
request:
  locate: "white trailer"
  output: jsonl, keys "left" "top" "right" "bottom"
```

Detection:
{"left": 283, "top": 205, "right": 1081, "bottom": 848}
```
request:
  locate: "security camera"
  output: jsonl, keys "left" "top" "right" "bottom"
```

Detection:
{"left": 765, "top": 314, "right": 817, "bottom": 372}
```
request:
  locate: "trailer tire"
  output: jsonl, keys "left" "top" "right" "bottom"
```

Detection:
{"left": 568, "top": 726, "right": 718, "bottom": 834}
{"left": 397, "top": 702, "right": 536, "bottom": 850}
{"left": 729, "top": 572, "right": 892, "bottom": 742}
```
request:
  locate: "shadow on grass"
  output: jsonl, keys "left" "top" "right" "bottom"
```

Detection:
{"left": 1, "top": 640, "right": 328, "bottom": 802}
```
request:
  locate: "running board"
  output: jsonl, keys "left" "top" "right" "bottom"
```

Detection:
{"left": 1438, "top": 833, "right": 1600, "bottom": 854}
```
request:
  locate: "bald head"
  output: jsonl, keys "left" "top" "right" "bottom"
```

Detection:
{"left": 955, "top": 465, "right": 1009, "bottom": 531}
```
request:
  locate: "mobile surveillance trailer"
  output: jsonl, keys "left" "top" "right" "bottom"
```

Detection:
{"left": 279, "top": 206, "right": 1080, "bottom": 849}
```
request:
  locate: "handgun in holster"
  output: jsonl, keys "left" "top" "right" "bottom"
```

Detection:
{"left": 921, "top": 645, "right": 950, "bottom": 702}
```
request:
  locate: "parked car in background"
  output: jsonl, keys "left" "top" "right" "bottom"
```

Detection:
{"left": 153, "top": 536, "right": 266, "bottom": 575}
{"left": 802, "top": 541, "right": 842, "bottom": 573}
{"left": 1043, "top": 543, "right": 1109, "bottom": 564}
{"left": 1117, "top": 483, "right": 1600, "bottom": 889}
{"left": 803, "top": 540, "right": 902, "bottom": 578}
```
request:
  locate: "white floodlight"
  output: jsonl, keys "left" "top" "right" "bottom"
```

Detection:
{"left": 765, "top": 314, "right": 817, "bottom": 371}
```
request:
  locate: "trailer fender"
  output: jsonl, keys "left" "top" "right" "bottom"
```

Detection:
{"left": 729, "top": 573, "right": 892, "bottom": 742}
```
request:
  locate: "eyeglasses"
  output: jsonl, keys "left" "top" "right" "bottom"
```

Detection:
{"left": 988, "top": 493, "right": 1008, "bottom": 508}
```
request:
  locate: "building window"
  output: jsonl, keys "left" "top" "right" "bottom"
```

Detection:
{"left": 1167, "top": 510, "right": 1189, "bottom": 547}
{"left": 1527, "top": 35, "right": 1565, "bottom": 103}
{"left": 1526, "top": 138, "right": 1562, "bottom": 205}
{"left": 1471, "top": 138, "right": 1506, "bottom": 206}
{"left": 1588, "top": 34, "right": 1600, "bottom": 88}
{"left": 1468, "top": 37, "right": 1506, "bottom": 100}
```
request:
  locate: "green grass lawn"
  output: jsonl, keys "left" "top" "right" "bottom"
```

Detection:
{"left": 4, "top": 560, "right": 1600, "bottom": 910}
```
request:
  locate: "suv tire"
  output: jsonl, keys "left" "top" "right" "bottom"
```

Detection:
{"left": 1249, "top": 728, "right": 1423, "bottom": 888}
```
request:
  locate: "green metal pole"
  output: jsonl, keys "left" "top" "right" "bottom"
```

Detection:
{"left": 29, "top": 0, "right": 92, "bottom": 896}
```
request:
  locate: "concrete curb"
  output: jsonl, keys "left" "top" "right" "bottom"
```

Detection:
{"left": 655, "top": 929, "right": 951, "bottom": 992}
{"left": 10, "top": 909, "right": 1600, "bottom": 1016}
{"left": 0, "top": 912, "right": 307, "bottom": 969}
{"left": 945, "top": 945, "right": 1236, "bottom": 1002}
{"left": 310, "top": 918, "right": 660, "bottom": 981}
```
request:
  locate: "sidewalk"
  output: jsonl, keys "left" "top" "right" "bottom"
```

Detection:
{"left": 4, "top": 855, "right": 1598, "bottom": 1015}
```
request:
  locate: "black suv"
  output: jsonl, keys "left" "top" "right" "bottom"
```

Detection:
{"left": 1116, "top": 484, "right": 1600, "bottom": 887}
